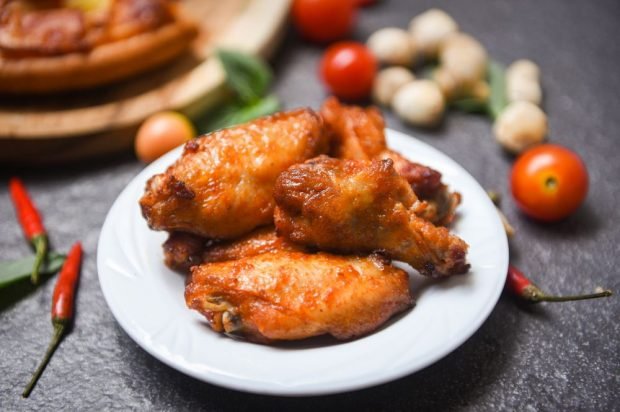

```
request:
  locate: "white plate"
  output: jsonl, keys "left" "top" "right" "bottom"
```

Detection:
{"left": 97, "top": 129, "right": 508, "bottom": 396}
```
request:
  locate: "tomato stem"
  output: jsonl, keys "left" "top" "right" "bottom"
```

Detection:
{"left": 544, "top": 176, "right": 558, "bottom": 191}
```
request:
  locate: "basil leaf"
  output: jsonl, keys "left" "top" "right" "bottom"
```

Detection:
{"left": 487, "top": 61, "right": 508, "bottom": 120}
{"left": 217, "top": 49, "right": 272, "bottom": 104}
{"left": 202, "top": 94, "right": 280, "bottom": 132}
{"left": 0, "top": 252, "right": 66, "bottom": 288}
{"left": 451, "top": 98, "right": 489, "bottom": 114}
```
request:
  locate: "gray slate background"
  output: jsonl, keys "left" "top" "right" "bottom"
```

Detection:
{"left": 1, "top": 0, "right": 619, "bottom": 410}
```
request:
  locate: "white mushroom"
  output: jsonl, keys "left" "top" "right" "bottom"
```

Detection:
{"left": 392, "top": 79, "right": 445, "bottom": 127}
{"left": 506, "top": 59, "right": 542, "bottom": 105}
{"left": 493, "top": 101, "right": 547, "bottom": 153}
{"left": 434, "top": 66, "right": 489, "bottom": 102}
{"left": 439, "top": 32, "right": 488, "bottom": 88}
{"left": 433, "top": 66, "right": 458, "bottom": 100}
{"left": 507, "top": 59, "right": 540, "bottom": 81}
{"left": 469, "top": 81, "right": 490, "bottom": 101}
{"left": 409, "top": 9, "right": 458, "bottom": 59}
{"left": 372, "top": 67, "right": 415, "bottom": 106}
{"left": 367, "top": 27, "right": 415, "bottom": 66}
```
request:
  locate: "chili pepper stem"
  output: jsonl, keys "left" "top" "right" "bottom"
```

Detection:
{"left": 524, "top": 284, "right": 613, "bottom": 303}
{"left": 30, "top": 235, "right": 48, "bottom": 285}
{"left": 22, "top": 322, "right": 65, "bottom": 398}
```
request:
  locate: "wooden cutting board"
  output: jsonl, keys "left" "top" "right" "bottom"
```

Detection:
{"left": 0, "top": 0, "right": 291, "bottom": 165}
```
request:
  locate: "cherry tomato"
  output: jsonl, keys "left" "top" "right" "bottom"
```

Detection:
{"left": 319, "top": 42, "right": 377, "bottom": 100}
{"left": 292, "top": 0, "right": 357, "bottom": 43}
{"left": 135, "top": 111, "right": 196, "bottom": 163}
{"left": 510, "top": 144, "right": 589, "bottom": 221}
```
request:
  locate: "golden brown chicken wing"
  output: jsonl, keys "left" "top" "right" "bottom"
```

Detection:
{"left": 162, "top": 231, "right": 210, "bottom": 272}
{"left": 185, "top": 250, "right": 413, "bottom": 343}
{"left": 162, "top": 226, "right": 303, "bottom": 272}
{"left": 321, "top": 96, "right": 387, "bottom": 160}
{"left": 140, "top": 109, "right": 328, "bottom": 239}
{"left": 320, "top": 97, "right": 460, "bottom": 225}
{"left": 378, "top": 150, "right": 461, "bottom": 225}
{"left": 274, "top": 156, "right": 469, "bottom": 277}
{"left": 200, "top": 226, "right": 302, "bottom": 263}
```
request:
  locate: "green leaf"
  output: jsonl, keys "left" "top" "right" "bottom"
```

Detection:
{"left": 201, "top": 94, "right": 280, "bottom": 132}
{"left": 451, "top": 98, "right": 489, "bottom": 114}
{"left": 0, "top": 252, "right": 66, "bottom": 288}
{"left": 217, "top": 49, "right": 272, "bottom": 104}
{"left": 487, "top": 61, "right": 508, "bottom": 120}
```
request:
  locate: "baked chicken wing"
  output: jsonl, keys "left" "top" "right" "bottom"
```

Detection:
{"left": 162, "top": 226, "right": 302, "bottom": 272}
{"left": 140, "top": 109, "right": 328, "bottom": 239}
{"left": 185, "top": 250, "right": 412, "bottom": 343}
{"left": 162, "top": 231, "right": 209, "bottom": 273}
{"left": 274, "top": 156, "right": 469, "bottom": 277}
{"left": 320, "top": 97, "right": 460, "bottom": 225}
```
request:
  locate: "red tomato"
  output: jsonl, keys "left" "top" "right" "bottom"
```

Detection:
{"left": 135, "top": 112, "right": 196, "bottom": 163}
{"left": 319, "top": 42, "right": 377, "bottom": 100}
{"left": 292, "top": 0, "right": 357, "bottom": 43}
{"left": 510, "top": 144, "right": 589, "bottom": 221}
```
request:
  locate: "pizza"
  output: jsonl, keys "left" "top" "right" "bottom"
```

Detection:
{"left": 0, "top": 0, "right": 198, "bottom": 93}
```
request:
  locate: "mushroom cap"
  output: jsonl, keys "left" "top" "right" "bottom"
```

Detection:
{"left": 409, "top": 8, "right": 458, "bottom": 58}
{"left": 507, "top": 79, "right": 542, "bottom": 105}
{"left": 439, "top": 32, "right": 488, "bottom": 86}
{"left": 494, "top": 101, "right": 548, "bottom": 153}
{"left": 367, "top": 27, "right": 416, "bottom": 66}
{"left": 372, "top": 66, "right": 416, "bottom": 106}
{"left": 507, "top": 59, "right": 541, "bottom": 82}
{"left": 506, "top": 59, "right": 542, "bottom": 105}
{"left": 392, "top": 79, "right": 445, "bottom": 127}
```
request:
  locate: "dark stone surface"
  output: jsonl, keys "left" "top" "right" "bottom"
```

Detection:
{"left": 1, "top": 0, "right": 619, "bottom": 410}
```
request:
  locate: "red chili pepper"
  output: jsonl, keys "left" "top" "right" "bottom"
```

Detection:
{"left": 9, "top": 177, "right": 48, "bottom": 285}
{"left": 507, "top": 264, "right": 612, "bottom": 303}
{"left": 23, "top": 242, "right": 82, "bottom": 398}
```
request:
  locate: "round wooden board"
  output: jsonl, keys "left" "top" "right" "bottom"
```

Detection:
{"left": 0, "top": 0, "right": 291, "bottom": 165}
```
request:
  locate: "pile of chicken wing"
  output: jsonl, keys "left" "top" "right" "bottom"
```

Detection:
{"left": 139, "top": 98, "right": 469, "bottom": 344}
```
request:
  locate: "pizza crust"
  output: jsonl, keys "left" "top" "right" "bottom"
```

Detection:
{"left": 0, "top": 17, "right": 197, "bottom": 93}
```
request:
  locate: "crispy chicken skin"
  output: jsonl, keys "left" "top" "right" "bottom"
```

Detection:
{"left": 185, "top": 250, "right": 413, "bottom": 343}
{"left": 201, "top": 226, "right": 302, "bottom": 263}
{"left": 140, "top": 109, "right": 328, "bottom": 239}
{"left": 320, "top": 97, "right": 460, "bottom": 225}
{"left": 378, "top": 150, "right": 461, "bottom": 225}
{"left": 162, "top": 227, "right": 302, "bottom": 272}
{"left": 321, "top": 96, "right": 387, "bottom": 160}
{"left": 274, "top": 156, "right": 469, "bottom": 277}
{"left": 162, "top": 231, "right": 208, "bottom": 273}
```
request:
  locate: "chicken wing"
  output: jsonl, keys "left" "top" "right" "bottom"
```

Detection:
{"left": 185, "top": 250, "right": 413, "bottom": 343}
{"left": 320, "top": 97, "right": 460, "bottom": 225}
{"left": 200, "top": 226, "right": 302, "bottom": 263}
{"left": 140, "top": 108, "right": 328, "bottom": 239}
{"left": 162, "top": 226, "right": 303, "bottom": 272}
{"left": 274, "top": 156, "right": 469, "bottom": 277}
{"left": 378, "top": 150, "right": 461, "bottom": 225}
{"left": 162, "top": 231, "right": 208, "bottom": 272}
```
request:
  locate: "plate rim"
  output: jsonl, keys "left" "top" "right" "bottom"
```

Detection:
{"left": 97, "top": 128, "right": 509, "bottom": 396}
